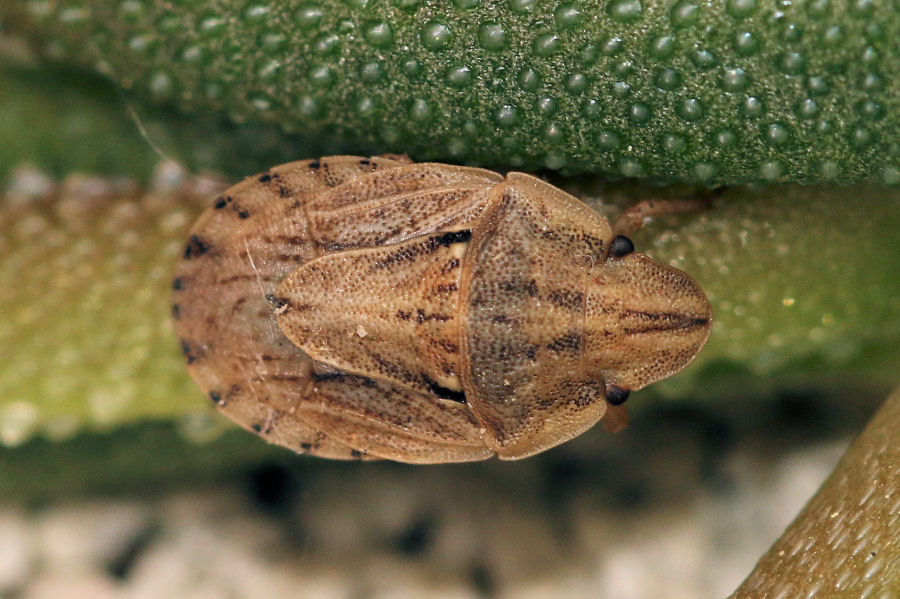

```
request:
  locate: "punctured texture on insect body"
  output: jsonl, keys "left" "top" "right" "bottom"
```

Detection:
{"left": 172, "top": 156, "right": 711, "bottom": 463}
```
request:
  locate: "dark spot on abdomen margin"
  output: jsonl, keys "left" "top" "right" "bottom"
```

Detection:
{"left": 183, "top": 235, "right": 211, "bottom": 260}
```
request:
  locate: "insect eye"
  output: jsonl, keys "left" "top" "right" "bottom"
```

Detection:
{"left": 610, "top": 235, "right": 635, "bottom": 258}
{"left": 606, "top": 385, "right": 631, "bottom": 405}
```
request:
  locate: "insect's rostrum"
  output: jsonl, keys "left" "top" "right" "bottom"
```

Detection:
{"left": 172, "top": 156, "right": 711, "bottom": 463}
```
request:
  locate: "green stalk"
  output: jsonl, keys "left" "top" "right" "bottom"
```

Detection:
{"left": 3, "top": 0, "right": 897, "bottom": 184}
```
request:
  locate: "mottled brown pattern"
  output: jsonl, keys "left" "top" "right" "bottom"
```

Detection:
{"left": 173, "top": 157, "right": 711, "bottom": 463}
{"left": 277, "top": 228, "right": 479, "bottom": 401}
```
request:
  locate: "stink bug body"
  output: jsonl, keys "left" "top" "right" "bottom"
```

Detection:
{"left": 173, "top": 156, "right": 711, "bottom": 463}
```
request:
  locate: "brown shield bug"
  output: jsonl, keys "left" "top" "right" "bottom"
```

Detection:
{"left": 172, "top": 156, "right": 711, "bottom": 463}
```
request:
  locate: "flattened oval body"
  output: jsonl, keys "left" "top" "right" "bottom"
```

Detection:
{"left": 172, "top": 156, "right": 712, "bottom": 463}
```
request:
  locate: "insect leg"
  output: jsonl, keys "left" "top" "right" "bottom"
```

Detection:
{"left": 602, "top": 404, "right": 629, "bottom": 433}
{"left": 612, "top": 189, "right": 723, "bottom": 237}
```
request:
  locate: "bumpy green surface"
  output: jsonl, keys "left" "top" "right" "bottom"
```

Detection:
{"left": 3, "top": 0, "right": 898, "bottom": 184}
{"left": 0, "top": 170, "right": 212, "bottom": 447}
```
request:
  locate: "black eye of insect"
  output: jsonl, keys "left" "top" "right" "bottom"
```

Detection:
{"left": 610, "top": 235, "right": 635, "bottom": 258}
{"left": 606, "top": 385, "right": 631, "bottom": 406}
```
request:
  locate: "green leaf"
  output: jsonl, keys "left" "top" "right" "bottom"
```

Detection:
{"left": 3, "top": 0, "right": 898, "bottom": 184}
